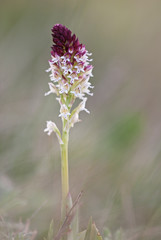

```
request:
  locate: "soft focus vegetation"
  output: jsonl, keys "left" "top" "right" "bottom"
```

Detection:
{"left": 1, "top": 0, "right": 161, "bottom": 239}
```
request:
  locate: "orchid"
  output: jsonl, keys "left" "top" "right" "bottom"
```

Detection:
{"left": 44, "top": 24, "right": 101, "bottom": 240}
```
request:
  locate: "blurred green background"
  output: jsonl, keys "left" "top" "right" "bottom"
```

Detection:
{"left": 1, "top": 0, "right": 161, "bottom": 239}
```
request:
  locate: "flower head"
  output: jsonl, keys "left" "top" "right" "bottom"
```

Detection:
{"left": 45, "top": 24, "right": 93, "bottom": 101}
{"left": 45, "top": 24, "right": 94, "bottom": 137}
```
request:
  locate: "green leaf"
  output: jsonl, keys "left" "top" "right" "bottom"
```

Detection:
{"left": 47, "top": 220, "right": 54, "bottom": 240}
{"left": 66, "top": 193, "right": 79, "bottom": 240}
{"left": 55, "top": 192, "right": 82, "bottom": 240}
{"left": 66, "top": 193, "right": 73, "bottom": 213}
{"left": 84, "top": 218, "right": 103, "bottom": 240}
{"left": 70, "top": 206, "right": 79, "bottom": 239}
{"left": 76, "top": 230, "right": 86, "bottom": 240}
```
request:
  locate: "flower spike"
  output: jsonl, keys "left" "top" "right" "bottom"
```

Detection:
{"left": 44, "top": 23, "right": 93, "bottom": 135}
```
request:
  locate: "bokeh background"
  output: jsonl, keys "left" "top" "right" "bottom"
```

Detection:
{"left": 1, "top": 0, "right": 161, "bottom": 239}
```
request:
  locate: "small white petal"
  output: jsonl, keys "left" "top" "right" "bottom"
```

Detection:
{"left": 44, "top": 121, "right": 63, "bottom": 144}
{"left": 87, "top": 52, "right": 92, "bottom": 56}
{"left": 59, "top": 104, "right": 71, "bottom": 119}
{"left": 45, "top": 82, "right": 59, "bottom": 96}
{"left": 46, "top": 68, "right": 52, "bottom": 72}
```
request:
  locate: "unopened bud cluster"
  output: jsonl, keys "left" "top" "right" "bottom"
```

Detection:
{"left": 44, "top": 24, "right": 94, "bottom": 142}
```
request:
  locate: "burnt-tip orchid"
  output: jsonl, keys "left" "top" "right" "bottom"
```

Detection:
{"left": 44, "top": 24, "right": 94, "bottom": 223}
{"left": 43, "top": 24, "right": 102, "bottom": 240}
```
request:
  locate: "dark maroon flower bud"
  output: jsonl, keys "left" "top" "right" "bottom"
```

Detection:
{"left": 51, "top": 24, "right": 81, "bottom": 57}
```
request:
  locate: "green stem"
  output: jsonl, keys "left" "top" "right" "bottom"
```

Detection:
{"left": 60, "top": 120, "right": 69, "bottom": 220}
